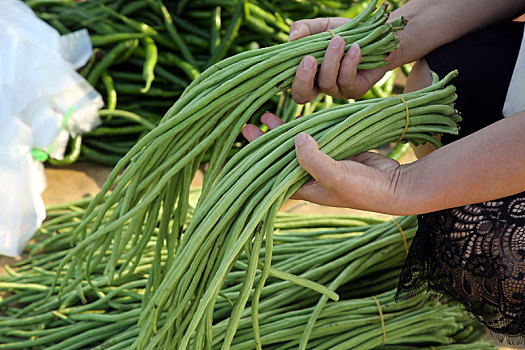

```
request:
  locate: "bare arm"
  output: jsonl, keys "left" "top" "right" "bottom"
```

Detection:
{"left": 395, "top": 110, "right": 525, "bottom": 215}
{"left": 243, "top": 1, "right": 525, "bottom": 215}
{"left": 388, "top": 0, "right": 525, "bottom": 68}
{"left": 243, "top": 110, "right": 525, "bottom": 216}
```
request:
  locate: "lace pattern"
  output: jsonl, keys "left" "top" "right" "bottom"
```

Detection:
{"left": 396, "top": 192, "right": 525, "bottom": 344}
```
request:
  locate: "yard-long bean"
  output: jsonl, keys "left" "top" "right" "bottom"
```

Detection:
{"left": 54, "top": 0, "right": 403, "bottom": 300}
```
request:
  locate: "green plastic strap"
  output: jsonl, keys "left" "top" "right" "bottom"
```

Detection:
{"left": 31, "top": 106, "right": 74, "bottom": 162}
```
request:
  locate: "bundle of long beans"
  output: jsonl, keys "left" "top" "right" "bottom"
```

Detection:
{"left": 213, "top": 290, "right": 488, "bottom": 350}
{"left": 0, "top": 202, "right": 494, "bottom": 349}
{"left": 28, "top": 0, "right": 402, "bottom": 165}
{"left": 133, "top": 69, "right": 461, "bottom": 349}
{"left": 52, "top": 0, "right": 403, "bottom": 297}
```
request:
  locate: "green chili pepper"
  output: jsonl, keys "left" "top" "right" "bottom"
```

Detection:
{"left": 155, "top": 0, "right": 199, "bottom": 69}
{"left": 141, "top": 37, "right": 158, "bottom": 93}
{"left": 211, "top": 6, "right": 221, "bottom": 53}
{"left": 207, "top": 0, "right": 245, "bottom": 66}
{"left": 113, "top": 39, "right": 140, "bottom": 67}
{"left": 48, "top": 136, "right": 82, "bottom": 166}
{"left": 26, "top": 0, "right": 73, "bottom": 9}
{"left": 101, "top": 72, "right": 117, "bottom": 111}
{"left": 90, "top": 33, "right": 149, "bottom": 46}
{"left": 88, "top": 39, "right": 138, "bottom": 86}
{"left": 99, "top": 4, "right": 158, "bottom": 36}
{"left": 120, "top": 1, "right": 149, "bottom": 16}
{"left": 79, "top": 48, "right": 100, "bottom": 79}
{"left": 115, "top": 83, "right": 181, "bottom": 98}
{"left": 101, "top": 71, "right": 117, "bottom": 121}
{"left": 80, "top": 144, "right": 124, "bottom": 166}
{"left": 98, "top": 109, "right": 156, "bottom": 130}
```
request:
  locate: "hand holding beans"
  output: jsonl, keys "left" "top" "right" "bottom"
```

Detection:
{"left": 289, "top": 17, "right": 396, "bottom": 102}
{"left": 243, "top": 112, "right": 402, "bottom": 210}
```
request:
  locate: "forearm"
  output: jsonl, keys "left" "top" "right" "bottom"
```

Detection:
{"left": 387, "top": 0, "right": 525, "bottom": 67}
{"left": 397, "top": 110, "right": 525, "bottom": 215}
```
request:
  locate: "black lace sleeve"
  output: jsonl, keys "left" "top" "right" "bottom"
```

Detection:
{"left": 396, "top": 191, "right": 525, "bottom": 346}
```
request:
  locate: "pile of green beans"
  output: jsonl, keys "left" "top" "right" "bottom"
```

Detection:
{"left": 11, "top": 2, "right": 482, "bottom": 348}
{"left": 51, "top": 0, "right": 403, "bottom": 298}
{"left": 212, "top": 290, "right": 492, "bottom": 349}
{"left": 28, "top": 0, "right": 402, "bottom": 165}
{"left": 0, "top": 200, "right": 493, "bottom": 349}
{"left": 0, "top": 191, "right": 197, "bottom": 350}
{"left": 130, "top": 70, "right": 461, "bottom": 349}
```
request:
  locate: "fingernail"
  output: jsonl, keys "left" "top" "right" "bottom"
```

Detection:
{"left": 329, "top": 35, "right": 343, "bottom": 49}
{"left": 299, "top": 56, "right": 316, "bottom": 70}
{"left": 295, "top": 132, "right": 308, "bottom": 146}
{"left": 289, "top": 29, "right": 298, "bottom": 41}
{"left": 349, "top": 43, "right": 360, "bottom": 57}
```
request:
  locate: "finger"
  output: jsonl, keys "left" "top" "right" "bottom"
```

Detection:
{"left": 289, "top": 18, "right": 351, "bottom": 41}
{"left": 242, "top": 124, "right": 264, "bottom": 142}
{"left": 337, "top": 43, "right": 361, "bottom": 95}
{"left": 318, "top": 35, "right": 346, "bottom": 97}
{"left": 290, "top": 180, "right": 343, "bottom": 207}
{"left": 294, "top": 132, "right": 341, "bottom": 187}
{"left": 347, "top": 151, "right": 383, "bottom": 162}
{"left": 291, "top": 56, "right": 320, "bottom": 104}
{"left": 346, "top": 152, "right": 400, "bottom": 171}
{"left": 338, "top": 44, "right": 390, "bottom": 99}
{"left": 260, "top": 112, "right": 285, "bottom": 130}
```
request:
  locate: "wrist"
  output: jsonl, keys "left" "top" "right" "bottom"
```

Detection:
{"left": 385, "top": 8, "right": 413, "bottom": 69}
{"left": 386, "top": 161, "right": 422, "bottom": 216}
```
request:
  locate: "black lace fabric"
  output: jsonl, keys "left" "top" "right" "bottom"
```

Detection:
{"left": 396, "top": 192, "right": 525, "bottom": 345}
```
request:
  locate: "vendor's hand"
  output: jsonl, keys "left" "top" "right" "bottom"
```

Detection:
{"left": 289, "top": 18, "right": 393, "bottom": 103}
{"left": 242, "top": 113, "right": 402, "bottom": 212}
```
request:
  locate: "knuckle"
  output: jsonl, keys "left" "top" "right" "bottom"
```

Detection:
{"left": 317, "top": 78, "right": 334, "bottom": 92}
{"left": 336, "top": 78, "right": 360, "bottom": 99}
{"left": 297, "top": 153, "right": 316, "bottom": 172}
{"left": 296, "top": 68, "right": 314, "bottom": 81}
{"left": 339, "top": 58, "right": 354, "bottom": 70}
{"left": 336, "top": 75, "right": 352, "bottom": 90}
{"left": 318, "top": 82, "right": 340, "bottom": 97}
{"left": 341, "top": 90, "right": 360, "bottom": 100}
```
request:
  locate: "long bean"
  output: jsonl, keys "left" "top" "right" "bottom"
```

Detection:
{"left": 15, "top": 2, "right": 491, "bottom": 348}
{"left": 0, "top": 193, "right": 493, "bottom": 349}
{"left": 134, "top": 71, "right": 459, "bottom": 348}
{"left": 54, "top": 0, "right": 400, "bottom": 299}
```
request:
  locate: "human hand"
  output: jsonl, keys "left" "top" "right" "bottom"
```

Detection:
{"left": 242, "top": 113, "right": 402, "bottom": 213}
{"left": 289, "top": 18, "right": 395, "bottom": 103}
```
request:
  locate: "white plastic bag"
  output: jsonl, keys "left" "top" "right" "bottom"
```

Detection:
{"left": 0, "top": 0, "right": 103, "bottom": 257}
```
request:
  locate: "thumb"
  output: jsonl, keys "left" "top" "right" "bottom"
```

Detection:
{"left": 294, "top": 132, "right": 341, "bottom": 186}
